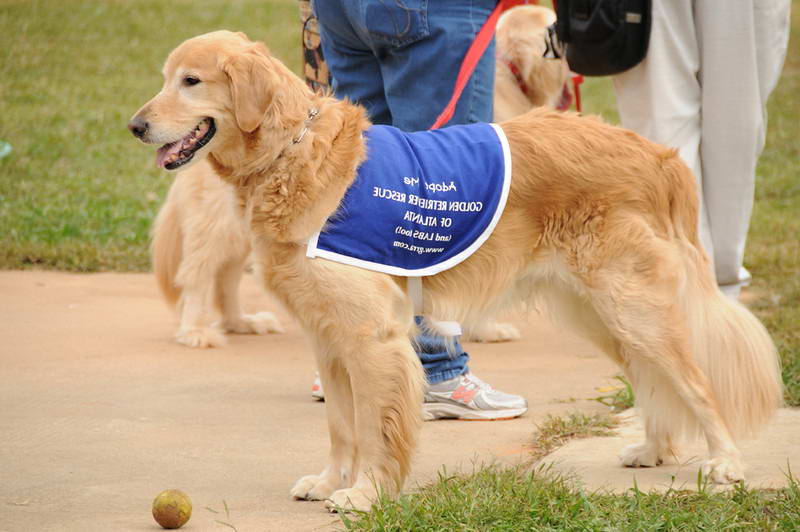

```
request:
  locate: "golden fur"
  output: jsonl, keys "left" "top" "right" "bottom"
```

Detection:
{"left": 131, "top": 31, "right": 783, "bottom": 511}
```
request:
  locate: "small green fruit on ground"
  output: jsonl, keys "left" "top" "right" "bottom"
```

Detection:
{"left": 152, "top": 489, "right": 192, "bottom": 529}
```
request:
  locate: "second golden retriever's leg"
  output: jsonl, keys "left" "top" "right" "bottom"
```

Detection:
{"left": 323, "top": 337, "right": 425, "bottom": 512}
{"left": 175, "top": 272, "right": 227, "bottom": 348}
{"left": 173, "top": 216, "right": 231, "bottom": 347}
{"left": 461, "top": 319, "right": 521, "bottom": 343}
{"left": 291, "top": 357, "right": 357, "bottom": 501}
{"left": 215, "top": 256, "right": 284, "bottom": 336}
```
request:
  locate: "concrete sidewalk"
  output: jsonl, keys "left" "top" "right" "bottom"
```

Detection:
{"left": 542, "top": 408, "right": 800, "bottom": 494}
{"left": 1, "top": 271, "right": 796, "bottom": 531}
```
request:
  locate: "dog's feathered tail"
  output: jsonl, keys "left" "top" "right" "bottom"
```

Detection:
{"left": 678, "top": 243, "right": 783, "bottom": 440}
{"left": 656, "top": 156, "right": 783, "bottom": 442}
{"left": 151, "top": 191, "right": 183, "bottom": 308}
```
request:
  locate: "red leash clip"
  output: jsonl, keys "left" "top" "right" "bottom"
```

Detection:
{"left": 430, "top": 0, "right": 513, "bottom": 129}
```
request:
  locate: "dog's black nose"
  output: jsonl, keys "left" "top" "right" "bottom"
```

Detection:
{"left": 128, "top": 117, "right": 149, "bottom": 139}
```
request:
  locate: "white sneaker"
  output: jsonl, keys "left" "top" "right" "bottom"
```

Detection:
{"left": 423, "top": 373, "right": 528, "bottom": 421}
{"left": 311, "top": 372, "right": 324, "bottom": 401}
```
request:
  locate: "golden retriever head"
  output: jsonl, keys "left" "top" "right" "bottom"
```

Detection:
{"left": 496, "top": 5, "right": 568, "bottom": 108}
{"left": 128, "top": 30, "right": 311, "bottom": 172}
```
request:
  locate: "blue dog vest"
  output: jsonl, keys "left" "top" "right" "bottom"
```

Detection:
{"left": 306, "top": 123, "right": 511, "bottom": 276}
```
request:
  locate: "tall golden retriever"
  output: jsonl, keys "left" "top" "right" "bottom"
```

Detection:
{"left": 129, "top": 31, "right": 782, "bottom": 511}
{"left": 151, "top": 5, "right": 566, "bottom": 347}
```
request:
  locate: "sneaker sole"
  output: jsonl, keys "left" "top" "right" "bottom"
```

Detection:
{"left": 423, "top": 402, "right": 527, "bottom": 421}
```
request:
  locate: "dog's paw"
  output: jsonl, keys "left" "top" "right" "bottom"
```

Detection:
{"left": 619, "top": 442, "right": 663, "bottom": 468}
{"left": 324, "top": 487, "right": 374, "bottom": 513}
{"left": 224, "top": 312, "right": 284, "bottom": 335}
{"left": 290, "top": 474, "right": 338, "bottom": 501}
{"left": 701, "top": 457, "right": 744, "bottom": 484}
{"left": 175, "top": 326, "right": 227, "bottom": 348}
{"left": 464, "top": 322, "right": 521, "bottom": 343}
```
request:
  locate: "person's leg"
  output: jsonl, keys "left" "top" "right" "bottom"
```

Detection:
{"left": 314, "top": 0, "right": 469, "bottom": 391}
{"left": 314, "top": 0, "right": 469, "bottom": 386}
{"left": 415, "top": 318, "right": 470, "bottom": 384}
{"left": 312, "top": 0, "right": 392, "bottom": 124}
{"left": 363, "top": 0, "right": 497, "bottom": 130}
{"left": 695, "top": 0, "right": 791, "bottom": 298}
{"left": 371, "top": 1, "right": 525, "bottom": 418}
{"left": 312, "top": 0, "right": 526, "bottom": 419}
{"left": 416, "top": 320, "right": 527, "bottom": 421}
{"left": 353, "top": 0, "right": 495, "bottom": 387}
{"left": 320, "top": 0, "right": 475, "bottom": 386}
{"left": 612, "top": 0, "right": 714, "bottom": 259}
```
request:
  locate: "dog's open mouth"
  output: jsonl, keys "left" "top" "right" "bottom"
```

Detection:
{"left": 156, "top": 118, "right": 216, "bottom": 170}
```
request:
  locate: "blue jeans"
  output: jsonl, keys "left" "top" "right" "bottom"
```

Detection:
{"left": 414, "top": 318, "right": 470, "bottom": 384}
{"left": 314, "top": 0, "right": 497, "bottom": 383}
{"left": 313, "top": 0, "right": 496, "bottom": 131}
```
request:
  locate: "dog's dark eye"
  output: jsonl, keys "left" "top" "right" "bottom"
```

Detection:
{"left": 183, "top": 76, "right": 201, "bottom": 86}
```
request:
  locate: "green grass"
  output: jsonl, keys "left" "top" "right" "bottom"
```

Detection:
{"left": 341, "top": 415, "right": 800, "bottom": 531}
{"left": 592, "top": 375, "right": 636, "bottom": 413}
{"left": 745, "top": 8, "right": 800, "bottom": 405}
{"left": 530, "top": 412, "right": 619, "bottom": 460}
{"left": 342, "top": 413, "right": 800, "bottom": 530}
{"left": 343, "top": 467, "right": 800, "bottom": 531}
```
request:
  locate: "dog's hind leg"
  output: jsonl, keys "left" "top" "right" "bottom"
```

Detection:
{"left": 618, "top": 356, "right": 693, "bottom": 467}
{"left": 216, "top": 254, "right": 284, "bottom": 336}
{"left": 621, "top": 340, "right": 742, "bottom": 482}
{"left": 323, "top": 336, "right": 425, "bottom": 512}
{"left": 580, "top": 234, "right": 745, "bottom": 483}
{"left": 292, "top": 356, "right": 357, "bottom": 501}
{"left": 535, "top": 279, "right": 685, "bottom": 464}
{"left": 536, "top": 281, "right": 685, "bottom": 464}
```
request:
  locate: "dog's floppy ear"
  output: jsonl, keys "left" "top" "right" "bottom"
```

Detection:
{"left": 222, "top": 45, "right": 276, "bottom": 133}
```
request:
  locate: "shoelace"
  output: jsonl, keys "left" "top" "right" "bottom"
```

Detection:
{"left": 462, "top": 374, "right": 495, "bottom": 392}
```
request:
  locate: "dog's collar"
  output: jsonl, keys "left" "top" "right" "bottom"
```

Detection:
{"left": 291, "top": 108, "right": 319, "bottom": 145}
{"left": 505, "top": 61, "right": 529, "bottom": 96}
{"left": 268, "top": 108, "right": 319, "bottom": 167}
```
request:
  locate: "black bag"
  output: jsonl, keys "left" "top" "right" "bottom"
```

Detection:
{"left": 555, "top": 0, "right": 651, "bottom": 76}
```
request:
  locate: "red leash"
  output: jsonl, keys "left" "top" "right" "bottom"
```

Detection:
{"left": 431, "top": 0, "right": 582, "bottom": 129}
{"left": 430, "top": 0, "right": 511, "bottom": 129}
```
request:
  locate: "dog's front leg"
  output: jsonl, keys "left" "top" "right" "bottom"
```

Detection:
{"left": 173, "top": 232, "right": 228, "bottom": 348}
{"left": 175, "top": 279, "right": 227, "bottom": 348}
{"left": 323, "top": 338, "right": 424, "bottom": 513}
{"left": 291, "top": 357, "right": 356, "bottom": 501}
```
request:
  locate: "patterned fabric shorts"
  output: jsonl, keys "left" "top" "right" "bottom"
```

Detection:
{"left": 298, "top": 0, "right": 331, "bottom": 92}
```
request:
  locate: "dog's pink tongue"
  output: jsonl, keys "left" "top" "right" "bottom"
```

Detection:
{"left": 156, "top": 142, "right": 182, "bottom": 168}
